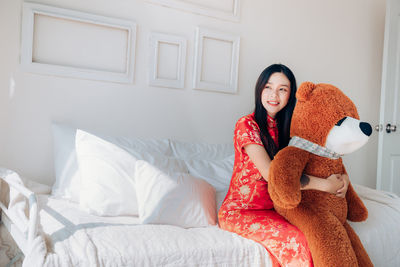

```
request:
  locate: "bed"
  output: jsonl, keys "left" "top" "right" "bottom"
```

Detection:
{"left": 1, "top": 124, "right": 400, "bottom": 267}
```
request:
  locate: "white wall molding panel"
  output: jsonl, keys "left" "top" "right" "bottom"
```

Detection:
{"left": 20, "top": 2, "right": 137, "bottom": 83}
{"left": 193, "top": 27, "right": 240, "bottom": 94}
{"left": 146, "top": 0, "right": 241, "bottom": 22}
{"left": 148, "top": 32, "right": 187, "bottom": 89}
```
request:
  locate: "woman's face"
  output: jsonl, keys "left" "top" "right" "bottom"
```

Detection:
{"left": 261, "top": 72, "right": 291, "bottom": 118}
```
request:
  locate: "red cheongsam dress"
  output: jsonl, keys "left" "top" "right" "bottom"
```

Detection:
{"left": 218, "top": 113, "right": 313, "bottom": 267}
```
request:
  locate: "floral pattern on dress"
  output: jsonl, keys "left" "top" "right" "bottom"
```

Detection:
{"left": 218, "top": 113, "right": 313, "bottom": 267}
{"left": 267, "top": 114, "right": 279, "bottom": 147}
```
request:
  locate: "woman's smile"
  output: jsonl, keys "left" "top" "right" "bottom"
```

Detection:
{"left": 267, "top": 101, "right": 280, "bottom": 106}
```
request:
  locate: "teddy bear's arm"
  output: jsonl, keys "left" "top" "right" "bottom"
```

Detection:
{"left": 343, "top": 168, "right": 368, "bottom": 222}
{"left": 268, "top": 146, "right": 310, "bottom": 209}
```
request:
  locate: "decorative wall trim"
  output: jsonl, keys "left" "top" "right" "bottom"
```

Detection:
{"left": 193, "top": 27, "right": 240, "bottom": 94}
{"left": 146, "top": 0, "right": 241, "bottom": 22}
{"left": 20, "top": 2, "right": 137, "bottom": 83}
{"left": 148, "top": 32, "right": 187, "bottom": 89}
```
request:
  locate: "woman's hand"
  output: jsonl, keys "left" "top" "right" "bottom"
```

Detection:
{"left": 324, "top": 174, "right": 344, "bottom": 194}
{"left": 303, "top": 173, "right": 349, "bottom": 198}
{"left": 335, "top": 173, "right": 349, "bottom": 198}
{"left": 302, "top": 173, "right": 343, "bottom": 193}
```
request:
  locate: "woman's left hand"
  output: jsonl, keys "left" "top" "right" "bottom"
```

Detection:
{"left": 336, "top": 174, "right": 349, "bottom": 198}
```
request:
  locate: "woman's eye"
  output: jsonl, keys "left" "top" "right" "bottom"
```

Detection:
{"left": 280, "top": 88, "right": 287, "bottom": 92}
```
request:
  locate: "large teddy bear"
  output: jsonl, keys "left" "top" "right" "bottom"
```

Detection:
{"left": 268, "top": 82, "right": 373, "bottom": 267}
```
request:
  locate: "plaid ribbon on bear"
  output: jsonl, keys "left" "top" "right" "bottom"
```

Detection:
{"left": 288, "top": 136, "right": 341, "bottom": 159}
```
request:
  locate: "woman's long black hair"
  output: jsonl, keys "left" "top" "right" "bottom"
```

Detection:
{"left": 254, "top": 64, "right": 297, "bottom": 159}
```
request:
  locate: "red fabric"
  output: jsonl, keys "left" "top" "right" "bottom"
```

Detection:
{"left": 267, "top": 114, "right": 279, "bottom": 147}
{"left": 218, "top": 113, "right": 313, "bottom": 267}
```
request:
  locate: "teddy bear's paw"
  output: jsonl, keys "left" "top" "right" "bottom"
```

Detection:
{"left": 347, "top": 208, "right": 368, "bottom": 222}
{"left": 276, "top": 198, "right": 301, "bottom": 209}
{"left": 269, "top": 187, "right": 301, "bottom": 209}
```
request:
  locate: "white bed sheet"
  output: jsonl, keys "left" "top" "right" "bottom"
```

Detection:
{"left": 22, "top": 187, "right": 400, "bottom": 267}
{"left": 350, "top": 185, "right": 400, "bottom": 267}
{"left": 1, "top": 170, "right": 396, "bottom": 267}
{"left": 24, "top": 195, "right": 273, "bottom": 267}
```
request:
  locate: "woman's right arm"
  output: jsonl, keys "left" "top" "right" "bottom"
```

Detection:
{"left": 244, "top": 143, "right": 272, "bottom": 179}
{"left": 302, "top": 174, "right": 344, "bottom": 194}
{"left": 244, "top": 144, "right": 344, "bottom": 194}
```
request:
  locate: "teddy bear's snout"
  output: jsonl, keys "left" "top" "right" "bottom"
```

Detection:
{"left": 360, "top": 122, "right": 372, "bottom": 136}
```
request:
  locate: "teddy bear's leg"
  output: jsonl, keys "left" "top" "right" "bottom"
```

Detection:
{"left": 284, "top": 208, "right": 358, "bottom": 267}
{"left": 343, "top": 221, "right": 374, "bottom": 267}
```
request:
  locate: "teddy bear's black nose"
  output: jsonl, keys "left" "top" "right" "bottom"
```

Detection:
{"left": 360, "top": 122, "right": 372, "bottom": 136}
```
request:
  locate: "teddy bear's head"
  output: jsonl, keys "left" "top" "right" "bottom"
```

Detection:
{"left": 290, "top": 82, "right": 372, "bottom": 155}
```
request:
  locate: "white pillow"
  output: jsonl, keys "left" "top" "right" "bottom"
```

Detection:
{"left": 51, "top": 123, "right": 81, "bottom": 201}
{"left": 75, "top": 130, "right": 188, "bottom": 216}
{"left": 184, "top": 155, "right": 234, "bottom": 192}
{"left": 170, "top": 140, "right": 234, "bottom": 160}
{"left": 135, "top": 160, "right": 217, "bottom": 228}
{"left": 76, "top": 130, "right": 138, "bottom": 216}
{"left": 51, "top": 123, "right": 173, "bottom": 202}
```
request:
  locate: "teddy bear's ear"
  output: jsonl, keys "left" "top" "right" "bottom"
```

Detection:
{"left": 297, "top": 81, "right": 316, "bottom": 101}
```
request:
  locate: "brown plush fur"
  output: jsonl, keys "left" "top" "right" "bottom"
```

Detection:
{"left": 268, "top": 82, "right": 373, "bottom": 267}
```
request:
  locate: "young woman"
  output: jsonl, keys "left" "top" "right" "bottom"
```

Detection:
{"left": 218, "top": 64, "right": 349, "bottom": 267}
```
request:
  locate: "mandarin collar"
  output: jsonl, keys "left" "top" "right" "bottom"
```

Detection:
{"left": 267, "top": 114, "right": 277, "bottom": 128}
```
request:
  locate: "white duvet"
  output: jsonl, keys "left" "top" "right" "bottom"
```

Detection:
{"left": 23, "top": 195, "right": 273, "bottom": 267}
{"left": 20, "top": 188, "right": 400, "bottom": 267}
{"left": 1, "top": 169, "right": 398, "bottom": 267}
{"left": 350, "top": 185, "right": 400, "bottom": 267}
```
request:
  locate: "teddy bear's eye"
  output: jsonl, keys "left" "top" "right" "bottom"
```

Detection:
{"left": 336, "top": 117, "right": 347, "bottom": 126}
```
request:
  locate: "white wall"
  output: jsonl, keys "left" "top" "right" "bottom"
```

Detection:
{"left": 0, "top": 0, "right": 386, "bottom": 187}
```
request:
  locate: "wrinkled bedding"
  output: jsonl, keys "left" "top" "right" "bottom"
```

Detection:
{"left": 2, "top": 167, "right": 399, "bottom": 267}
{"left": 24, "top": 195, "right": 272, "bottom": 267}
{"left": 21, "top": 186, "right": 400, "bottom": 267}
{"left": 350, "top": 185, "right": 400, "bottom": 267}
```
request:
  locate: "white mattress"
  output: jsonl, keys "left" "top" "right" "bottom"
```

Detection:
{"left": 24, "top": 195, "right": 273, "bottom": 267}
{"left": 18, "top": 185, "right": 400, "bottom": 267}
{"left": 350, "top": 185, "right": 400, "bottom": 267}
